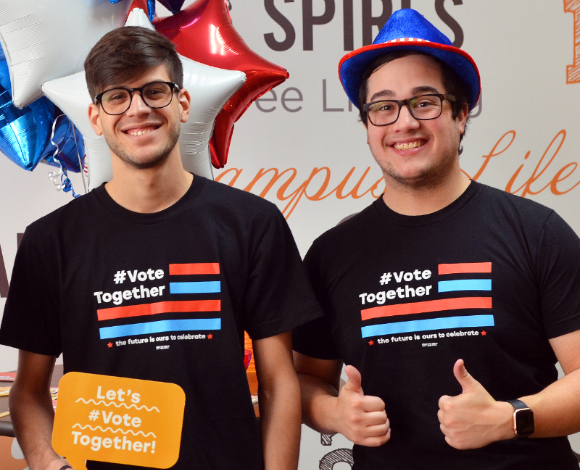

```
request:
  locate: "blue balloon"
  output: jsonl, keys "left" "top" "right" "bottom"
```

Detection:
{"left": 158, "top": 0, "right": 185, "bottom": 13}
{"left": 0, "top": 44, "right": 84, "bottom": 173}
{"left": 42, "top": 114, "right": 85, "bottom": 173}
{"left": 0, "top": 47, "right": 10, "bottom": 91}
{"left": 0, "top": 87, "right": 56, "bottom": 171}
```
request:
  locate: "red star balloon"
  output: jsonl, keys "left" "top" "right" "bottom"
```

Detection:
{"left": 154, "top": 0, "right": 289, "bottom": 168}
{"left": 129, "top": 0, "right": 155, "bottom": 20}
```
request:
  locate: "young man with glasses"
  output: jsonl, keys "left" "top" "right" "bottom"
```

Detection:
{"left": 0, "top": 27, "right": 322, "bottom": 470}
{"left": 293, "top": 9, "right": 580, "bottom": 469}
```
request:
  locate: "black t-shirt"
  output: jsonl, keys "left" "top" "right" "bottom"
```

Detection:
{"left": 294, "top": 181, "right": 580, "bottom": 470}
{"left": 1, "top": 176, "right": 322, "bottom": 470}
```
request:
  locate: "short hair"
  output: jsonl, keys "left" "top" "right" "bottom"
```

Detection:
{"left": 357, "top": 51, "right": 470, "bottom": 154}
{"left": 84, "top": 26, "right": 183, "bottom": 100}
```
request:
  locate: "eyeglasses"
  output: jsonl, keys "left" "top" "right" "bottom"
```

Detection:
{"left": 94, "top": 81, "right": 180, "bottom": 115}
{"left": 362, "top": 93, "right": 456, "bottom": 126}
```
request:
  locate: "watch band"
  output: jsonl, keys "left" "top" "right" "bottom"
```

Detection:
{"left": 507, "top": 399, "right": 528, "bottom": 411}
{"left": 507, "top": 399, "right": 534, "bottom": 438}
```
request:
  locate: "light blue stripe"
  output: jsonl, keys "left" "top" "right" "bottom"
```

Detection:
{"left": 169, "top": 281, "right": 221, "bottom": 294}
{"left": 438, "top": 279, "right": 491, "bottom": 293}
{"left": 361, "top": 315, "right": 494, "bottom": 338}
{"left": 99, "top": 318, "right": 221, "bottom": 339}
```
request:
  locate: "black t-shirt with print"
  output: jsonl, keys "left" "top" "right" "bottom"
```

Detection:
{"left": 294, "top": 181, "right": 580, "bottom": 470}
{"left": 1, "top": 176, "right": 322, "bottom": 470}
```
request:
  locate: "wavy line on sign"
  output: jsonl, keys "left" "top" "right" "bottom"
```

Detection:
{"left": 72, "top": 424, "right": 157, "bottom": 438}
{"left": 74, "top": 398, "right": 160, "bottom": 412}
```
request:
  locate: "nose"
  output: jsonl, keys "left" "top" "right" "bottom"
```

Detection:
{"left": 392, "top": 103, "right": 420, "bottom": 131}
{"left": 126, "top": 90, "right": 151, "bottom": 116}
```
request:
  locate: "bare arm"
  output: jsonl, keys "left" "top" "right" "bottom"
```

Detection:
{"left": 253, "top": 331, "right": 301, "bottom": 470}
{"left": 438, "top": 329, "right": 580, "bottom": 449}
{"left": 520, "top": 328, "right": 580, "bottom": 437}
{"left": 293, "top": 351, "right": 390, "bottom": 446}
{"left": 10, "top": 350, "right": 71, "bottom": 470}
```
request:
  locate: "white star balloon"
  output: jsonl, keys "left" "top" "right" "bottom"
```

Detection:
{"left": 126, "top": 6, "right": 155, "bottom": 30}
{"left": 42, "top": 9, "right": 246, "bottom": 190}
{"left": 0, "top": 0, "right": 131, "bottom": 108}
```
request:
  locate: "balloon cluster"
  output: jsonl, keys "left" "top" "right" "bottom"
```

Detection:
{"left": 0, "top": 46, "right": 83, "bottom": 174}
{"left": 0, "top": 0, "right": 288, "bottom": 193}
{"left": 0, "top": 0, "right": 132, "bottom": 195}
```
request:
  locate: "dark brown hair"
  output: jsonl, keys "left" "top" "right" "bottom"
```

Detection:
{"left": 84, "top": 27, "right": 183, "bottom": 100}
{"left": 357, "top": 51, "right": 470, "bottom": 154}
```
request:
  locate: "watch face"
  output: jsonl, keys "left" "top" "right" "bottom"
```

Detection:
{"left": 515, "top": 409, "right": 534, "bottom": 437}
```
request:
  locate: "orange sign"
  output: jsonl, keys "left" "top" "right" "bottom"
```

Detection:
{"left": 565, "top": 0, "right": 580, "bottom": 83}
{"left": 53, "top": 373, "right": 185, "bottom": 470}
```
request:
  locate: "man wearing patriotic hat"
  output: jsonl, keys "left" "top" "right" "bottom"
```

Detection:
{"left": 293, "top": 8, "right": 580, "bottom": 469}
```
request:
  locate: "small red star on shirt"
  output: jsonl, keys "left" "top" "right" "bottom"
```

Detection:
{"left": 481, "top": 331, "right": 487, "bottom": 336}
{"left": 208, "top": 334, "right": 213, "bottom": 339}
{"left": 369, "top": 340, "right": 374, "bottom": 345}
{"left": 107, "top": 342, "right": 113, "bottom": 348}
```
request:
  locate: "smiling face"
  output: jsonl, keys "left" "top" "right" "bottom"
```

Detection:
{"left": 365, "top": 54, "right": 468, "bottom": 189}
{"left": 88, "top": 64, "right": 190, "bottom": 170}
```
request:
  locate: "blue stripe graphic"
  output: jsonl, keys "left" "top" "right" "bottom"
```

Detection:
{"left": 169, "top": 281, "right": 221, "bottom": 294}
{"left": 438, "top": 279, "right": 491, "bottom": 293}
{"left": 361, "top": 315, "right": 494, "bottom": 338}
{"left": 99, "top": 318, "right": 222, "bottom": 339}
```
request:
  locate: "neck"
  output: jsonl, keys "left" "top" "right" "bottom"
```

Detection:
{"left": 105, "top": 152, "right": 193, "bottom": 214}
{"left": 382, "top": 168, "right": 471, "bottom": 216}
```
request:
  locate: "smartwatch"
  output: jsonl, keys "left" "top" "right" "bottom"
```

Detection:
{"left": 507, "top": 399, "right": 534, "bottom": 438}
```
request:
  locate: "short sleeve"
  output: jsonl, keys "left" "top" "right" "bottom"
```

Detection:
{"left": 242, "top": 207, "right": 322, "bottom": 340}
{"left": 0, "top": 226, "right": 62, "bottom": 356}
{"left": 536, "top": 211, "right": 580, "bottom": 338}
{"left": 292, "top": 240, "right": 340, "bottom": 360}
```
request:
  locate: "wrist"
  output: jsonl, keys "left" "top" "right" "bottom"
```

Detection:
{"left": 495, "top": 401, "right": 518, "bottom": 441}
{"left": 46, "top": 458, "right": 71, "bottom": 470}
{"left": 330, "top": 394, "right": 346, "bottom": 436}
{"left": 506, "top": 399, "right": 535, "bottom": 438}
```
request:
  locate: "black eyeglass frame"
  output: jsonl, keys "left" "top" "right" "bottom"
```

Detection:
{"left": 362, "top": 93, "right": 456, "bottom": 127}
{"left": 94, "top": 81, "right": 181, "bottom": 116}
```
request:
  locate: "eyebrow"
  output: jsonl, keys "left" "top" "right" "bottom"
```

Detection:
{"left": 368, "top": 85, "right": 441, "bottom": 103}
{"left": 104, "top": 79, "right": 170, "bottom": 90}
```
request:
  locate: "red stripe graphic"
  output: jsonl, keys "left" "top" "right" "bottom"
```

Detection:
{"left": 361, "top": 297, "right": 492, "bottom": 321}
{"left": 438, "top": 262, "right": 492, "bottom": 275}
{"left": 98, "top": 300, "right": 221, "bottom": 321}
{"left": 169, "top": 263, "right": 220, "bottom": 275}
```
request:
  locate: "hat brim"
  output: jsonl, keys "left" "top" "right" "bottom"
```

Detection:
{"left": 339, "top": 41, "right": 481, "bottom": 111}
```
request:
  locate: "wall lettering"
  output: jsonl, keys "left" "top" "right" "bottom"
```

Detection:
{"left": 0, "top": 234, "right": 22, "bottom": 298}
{"left": 264, "top": 0, "right": 464, "bottom": 51}
{"left": 0, "top": 244, "right": 9, "bottom": 298}
{"left": 564, "top": 0, "right": 580, "bottom": 83}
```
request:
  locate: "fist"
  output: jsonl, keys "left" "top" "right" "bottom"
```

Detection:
{"left": 335, "top": 365, "right": 391, "bottom": 447}
{"left": 438, "top": 359, "right": 513, "bottom": 449}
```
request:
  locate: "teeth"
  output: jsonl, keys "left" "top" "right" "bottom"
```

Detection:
{"left": 394, "top": 141, "right": 423, "bottom": 150}
{"left": 128, "top": 129, "right": 152, "bottom": 136}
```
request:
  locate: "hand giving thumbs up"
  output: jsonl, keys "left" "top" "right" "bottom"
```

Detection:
{"left": 438, "top": 359, "right": 514, "bottom": 449}
{"left": 335, "top": 365, "right": 391, "bottom": 446}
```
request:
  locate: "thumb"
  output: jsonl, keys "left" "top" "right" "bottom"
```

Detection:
{"left": 453, "top": 359, "right": 479, "bottom": 393}
{"left": 343, "top": 365, "right": 364, "bottom": 395}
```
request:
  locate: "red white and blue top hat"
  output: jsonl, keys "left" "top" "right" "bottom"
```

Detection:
{"left": 339, "top": 9, "right": 481, "bottom": 111}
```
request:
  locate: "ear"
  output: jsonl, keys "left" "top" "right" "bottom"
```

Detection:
{"left": 178, "top": 88, "right": 191, "bottom": 123}
{"left": 456, "top": 102, "right": 469, "bottom": 135}
{"left": 88, "top": 103, "right": 103, "bottom": 136}
{"left": 362, "top": 120, "right": 369, "bottom": 144}
{"left": 362, "top": 117, "right": 369, "bottom": 144}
